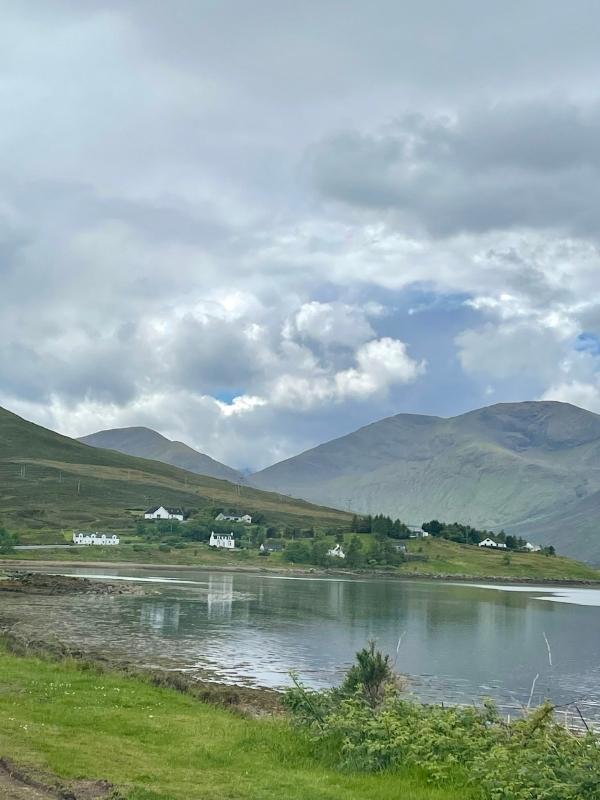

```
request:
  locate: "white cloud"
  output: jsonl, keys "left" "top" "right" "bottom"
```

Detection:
{"left": 269, "top": 337, "right": 425, "bottom": 410}
{"left": 540, "top": 381, "right": 600, "bottom": 414}
{"left": 289, "top": 301, "right": 375, "bottom": 347}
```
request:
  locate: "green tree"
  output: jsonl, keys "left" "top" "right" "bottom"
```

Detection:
{"left": 345, "top": 535, "right": 365, "bottom": 568}
{"left": 311, "top": 539, "right": 331, "bottom": 566}
{"left": 0, "top": 527, "right": 16, "bottom": 553}
{"left": 282, "top": 541, "right": 311, "bottom": 563}
{"left": 340, "top": 640, "right": 394, "bottom": 708}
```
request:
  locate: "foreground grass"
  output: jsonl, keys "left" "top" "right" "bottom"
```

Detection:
{"left": 0, "top": 646, "right": 474, "bottom": 800}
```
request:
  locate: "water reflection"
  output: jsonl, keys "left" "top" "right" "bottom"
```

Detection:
{"left": 140, "top": 602, "right": 180, "bottom": 633}
{"left": 207, "top": 574, "right": 233, "bottom": 620}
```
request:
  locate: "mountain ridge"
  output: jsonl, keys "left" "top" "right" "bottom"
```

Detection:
{"left": 79, "top": 426, "right": 243, "bottom": 483}
{"left": 249, "top": 401, "right": 600, "bottom": 562}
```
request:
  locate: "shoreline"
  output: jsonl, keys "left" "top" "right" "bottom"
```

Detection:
{"left": 2, "top": 557, "right": 600, "bottom": 587}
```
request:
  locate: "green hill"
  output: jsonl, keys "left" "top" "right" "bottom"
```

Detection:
{"left": 0, "top": 406, "right": 351, "bottom": 533}
{"left": 79, "top": 426, "right": 243, "bottom": 482}
{"left": 250, "top": 401, "right": 600, "bottom": 562}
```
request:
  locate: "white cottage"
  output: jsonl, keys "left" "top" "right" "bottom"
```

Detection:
{"left": 327, "top": 543, "right": 346, "bottom": 558}
{"left": 73, "top": 532, "right": 120, "bottom": 546}
{"left": 144, "top": 506, "right": 184, "bottom": 521}
{"left": 215, "top": 513, "right": 252, "bottom": 524}
{"left": 523, "top": 542, "right": 542, "bottom": 552}
{"left": 209, "top": 531, "right": 235, "bottom": 549}
{"left": 478, "top": 538, "right": 507, "bottom": 549}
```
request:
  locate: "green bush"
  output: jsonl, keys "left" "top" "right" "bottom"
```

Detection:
{"left": 284, "top": 643, "right": 600, "bottom": 799}
{"left": 0, "top": 526, "right": 17, "bottom": 553}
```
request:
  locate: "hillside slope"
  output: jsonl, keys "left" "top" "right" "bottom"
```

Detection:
{"left": 250, "top": 402, "right": 600, "bottom": 562}
{"left": 79, "top": 426, "right": 242, "bottom": 483}
{"left": 0, "top": 407, "right": 350, "bottom": 532}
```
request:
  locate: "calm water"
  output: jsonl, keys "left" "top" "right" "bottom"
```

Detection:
{"left": 2, "top": 566, "right": 600, "bottom": 721}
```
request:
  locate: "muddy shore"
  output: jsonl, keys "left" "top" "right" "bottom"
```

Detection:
{"left": 0, "top": 571, "right": 148, "bottom": 596}
{"left": 0, "top": 571, "right": 283, "bottom": 717}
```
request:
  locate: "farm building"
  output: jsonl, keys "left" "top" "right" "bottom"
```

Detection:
{"left": 144, "top": 506, "right": 184, "bottom": 521}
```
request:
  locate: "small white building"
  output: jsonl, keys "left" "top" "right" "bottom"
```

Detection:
{"left": 209, "top": 531, "right": 235, "bottom": 549}
{"left": 215, "top": 513, "right": 252, "bottom": 524}
{"left": 144, "top": 506, "right": 184, "bottom": 521}
{"left": 327, "top": 543, "right": 346, "bottom": 559}
{"left": 73, "top": 532, "right": 120, "bottom": 546}
{"left": 523, "top": 542, "right": 542, "bottom": 552}
{"left": 478, "top": 538, "right": 507, "bottom": 549}
{"left": 408, "top": 527, "right": 430, "bottom": 539}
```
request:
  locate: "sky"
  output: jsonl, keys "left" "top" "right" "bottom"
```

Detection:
{"left": 3, "top": 1, "right": 600, "bottom": 470}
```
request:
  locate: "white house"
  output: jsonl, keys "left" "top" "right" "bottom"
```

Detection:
{"left": 209, "top": 531, "right": 235, "bottom": 549}
{"left": 73, "top": 532, "right": 120, "bottom": 546}
{"left": 478, "top": 538, "right": 507, "bottom": 549}
{"left": 144, "top": 506, "right": 184, "bottom": 522}
{"left": 259, "top": 541, "right": 284, "bottom": 553}
{"left": 408, "top": 527, "right": 430, "bottom": 539}
{"left": 215, "top": 513, "right": 252, "bottom": 524}
{"left": 523, "top": 542, "right": 542, "bottom": 552}
{"left": 327, "top": 543, "right": 346, "bottom": 558}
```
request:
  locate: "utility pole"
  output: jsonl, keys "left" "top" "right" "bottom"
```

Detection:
{"left": 77, "top": 480, "right": 81, "bottom": 495}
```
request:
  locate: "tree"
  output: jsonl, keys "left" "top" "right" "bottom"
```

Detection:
{"left": 340, "top": 640, "right": 394, "bottom": 708}
{"left": 345, "top": 535, "right": 365, "bottom": 568}
{"left": 283, "top": 541, "right": 310, "bottom": 563}
{"left": 0, "top": 527, "right": 17, "bottom": 553}
{"left": 311, "top": 539, "right": 331, "bottom": 567}
{"left": 422, "top": 519, "right": 442, "bottom": 536}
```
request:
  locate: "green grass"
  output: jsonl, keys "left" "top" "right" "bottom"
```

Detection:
{"left": 2, "top": 535, "right": 599, "bottom": 582}
{"left": 2, "top": 534, "right": 600, "bottom": 581}
{"left": 0, "top": 645, "right": 474, "bottom": 800}
{"left": 399, "top": 537, "right": 600, "bottom": 581}
{"left": 0, "top": 406, "right": 351, "bottom": 534}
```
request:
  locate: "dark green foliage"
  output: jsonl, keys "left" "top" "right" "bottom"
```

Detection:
{"left": 351, "top": 514, "right": 410, "bottom": 538}
{"left": 310, "top": 539, "right": 331, "bottom": 566}
{"left": 345, "top": 535, "right": 365, "bottom": 568}
{"left": 368, "top": 535, "right": 403, "bottom": 566}
{"left": 339, "top": 641, "right": 393, "bottom": 708}
{"left": 423, "top": 519, "right": 530, "bottom": 550}
{"left": 0, "top": 526, "right": 17, "bottom": 553}
{"left": 282, "top": 541, "right": 311, "bottom": 563}
{"left": 285, "top": 643, "right": 600, "bottom": 799}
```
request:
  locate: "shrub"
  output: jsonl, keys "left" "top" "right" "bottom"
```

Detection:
{"left": 284, "top": 643, "right": 600, "bottom": 798}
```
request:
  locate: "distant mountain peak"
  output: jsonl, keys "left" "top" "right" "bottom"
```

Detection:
{"left": 79, "top": 426, "right": 242, "bottom": 483}
{"left": 249, "top": 400, "right": 600, "bottom": 562}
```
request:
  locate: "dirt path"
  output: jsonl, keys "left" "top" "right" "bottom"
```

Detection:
{"left": 0, "top": 759, "right": 115, "bottom": 800}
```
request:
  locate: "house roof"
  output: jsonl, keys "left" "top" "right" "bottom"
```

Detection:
{"left": 145, "top": 506, "right": 184, "bottom": 515}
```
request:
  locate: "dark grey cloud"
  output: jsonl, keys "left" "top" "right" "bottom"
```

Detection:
{"left": 311, "top": 102, "right": 600, "bottom": 237}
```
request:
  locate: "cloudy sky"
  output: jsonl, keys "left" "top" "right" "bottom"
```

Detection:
{"left": 3, "top": 1, "right": 600, "bottom": 470}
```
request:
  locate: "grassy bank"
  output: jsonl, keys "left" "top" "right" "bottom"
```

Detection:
{"left": 0, "top": 644, "right": 474, "bottom": 800}
{"left": 2, "top": 535, "right": 599, "bottom": 583}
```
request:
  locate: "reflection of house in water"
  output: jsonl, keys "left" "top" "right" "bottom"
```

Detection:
{"left": 140, "top": 602, "right": 181, "bottom": 633}
{"left": 207, "top": 574, "right": 234, "bottom": 620}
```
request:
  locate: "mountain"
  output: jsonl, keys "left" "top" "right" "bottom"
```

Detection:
{"left": 250, "top": 401, "right": 600, "bottom": 562}
{"left": 0, "top": 406, "right": 350, "bottom": 532}
{"left": 79, "top": 427, "right": 242, "bottom": 483}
